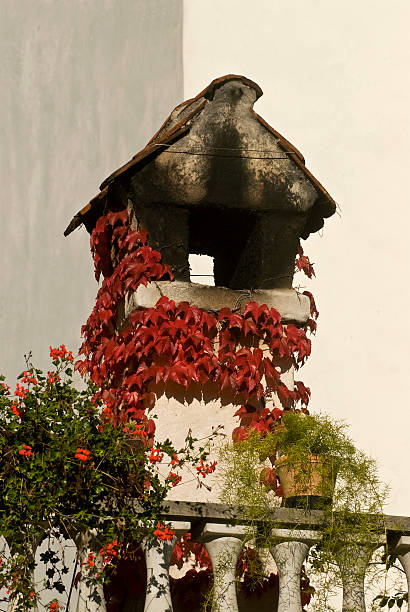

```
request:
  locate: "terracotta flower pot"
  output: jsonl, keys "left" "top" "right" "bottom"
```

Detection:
{"left": 275, "top": 454, "right": 337, "bottom": 510}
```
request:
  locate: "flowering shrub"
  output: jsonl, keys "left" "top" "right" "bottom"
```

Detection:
{"left": 0, "top": 349, "right": 219, "bottom": 610}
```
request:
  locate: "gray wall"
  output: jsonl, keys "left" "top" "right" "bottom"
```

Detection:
{"left": 0, "top": 0, "right": 183, "bottom": 382}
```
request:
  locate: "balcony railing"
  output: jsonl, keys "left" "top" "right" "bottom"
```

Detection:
{"left": 3, "top": 502, "right": 410, "bottom": 612}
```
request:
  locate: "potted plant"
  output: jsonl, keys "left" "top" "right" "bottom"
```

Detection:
{"left": 271, "top": 411, "right": 355, "bottom": 510}
{"left": 217, "top": 411, "right": 390, "bottom": 611}
{"left": 221, "top": 410, "right": 389, "bottom": 522}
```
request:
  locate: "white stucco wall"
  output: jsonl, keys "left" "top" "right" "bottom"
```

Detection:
{"left": 0, "top": 0, "right": 183, "bottom": 384}
{"left": 183, "top": 0, "right": 410, "bottom": 516}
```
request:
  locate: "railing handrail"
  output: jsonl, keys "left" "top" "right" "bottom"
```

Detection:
{"left": 132, "top": 499, "right": 410, "bottom": 534}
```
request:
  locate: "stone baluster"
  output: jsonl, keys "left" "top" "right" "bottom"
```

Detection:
{"left": 332, "top": 535, "right": 385, "bottom": 612}
{"left": 75, "top": 532, "right": 106, "bottom": 612}
{"left": 141, "top": 521, "right": 190, "bottom": 612}
{"left": 270, "top": 528, "right": 319, "bottom": 612}
{"left": 390, "top": 535, "right": 410, "bottom": 603}
{"left": 200, "top": 523, "right": 246, "bottom": 612}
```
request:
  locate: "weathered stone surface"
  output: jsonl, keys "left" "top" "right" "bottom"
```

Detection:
{"left": 65, "top": 75, "right": 336, "bottom": 290}
{"left": 129, "top": 79, "right": 318, "bottom": 213}
{"left": 125, "top": 76, "right": 319, "bottom": 289}
{"left": 135, "top": 501, "right": 410, "bottom": 534}
{"left": 204, "top": 533, "right": 243, "bottom": 612}
{"left": 148, "top": 392, "right": 236, "bottom": 503}
{"left": 124, "top": 280, "right": 310, "bottom": 324}
{"left": 389, "top": 535, "right": 410, "bottom": 598}
{"left": 270, "top": 531, "right": 317, "bottom": 612}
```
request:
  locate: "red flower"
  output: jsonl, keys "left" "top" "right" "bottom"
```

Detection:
{"left": 167, "top": 472, "right": 182, "bottom": 487}
{"left": 75, "top": 448, "right": 91, "bottom": 461}
{"left": 14, "top": 383, "right": 28, "bottom": 399}
{"left": 123, "top": 422, "right": 148, "bottom": 439}
{"left": 21, "top": 371, "right": 38, "bottom": 385}
{"left": 196, "top": 460, "right": 217, "bottom": 478}
{"left": 149, "top": 447, "right": 163, "bottom": 463}
{"left": 99, "top": 539, "right": 119, "bottom": 566}
{"left": 11, "top": 403, "right": 20, "bottom": 418}
{"left": 47, "top": 372, "right": 60, "bottom": 384}
{"left": 19, "top": 444, "right": 33, "bottom": 457}
{"left": 49, "top": 345, "right": 74, "bottom": 362}
{"left": 85, "top": 552, "right": 95, "bottom": 568}
{"left": 49, "top": 601, "right": 60, "bottom": 611}
{"left": 1, "top": 381, "right": 10, "bottom": 395}
{"left": 170, "top": 452, "right": 180, "bottom": 466}
{"left": 153, "top": 522, "right": 175, "bottom": 541}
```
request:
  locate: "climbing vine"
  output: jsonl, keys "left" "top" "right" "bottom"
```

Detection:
{"left": 76, "top": 209, "right": 317, "bottom": 437}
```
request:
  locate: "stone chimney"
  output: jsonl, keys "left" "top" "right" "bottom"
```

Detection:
{"left": 65, "top": 75, "right": 335, "bottom": 502}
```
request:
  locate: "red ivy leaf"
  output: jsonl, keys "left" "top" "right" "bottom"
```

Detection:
{"left": 303, "top": 290, "right": 319, "bottom": 319}
{"left": 296, "top": 246, "right": 315, "bottom": 279}
{"left": 232, "top": 427, "right": 248, "bottom": 443}
{"left": 156, "top": 296, "right": 176, "bottom": 312}
{"left": 243, "top": 301, "right": 260, "bottom": 321}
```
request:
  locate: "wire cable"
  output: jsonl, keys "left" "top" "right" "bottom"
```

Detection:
{"left": 151, "top": 142, "right": 298, "bottom": 161}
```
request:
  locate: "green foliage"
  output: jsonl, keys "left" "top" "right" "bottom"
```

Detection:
{"left": 273, "top": 411, "right": 356, "bottom": 458}
{"left": 219, "top": 430, "right": 280, "bottom": 526}
{"left": 217, "top": 411, "right": 392, "bottom": 611}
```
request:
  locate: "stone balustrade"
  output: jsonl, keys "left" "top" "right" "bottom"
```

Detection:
{"left": 2, "top": 502, "right": 410, "bottom": 612}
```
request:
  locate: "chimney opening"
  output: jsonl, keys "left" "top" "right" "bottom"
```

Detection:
{"left": 189, "top": 254, "right": 215, "bottom": 286}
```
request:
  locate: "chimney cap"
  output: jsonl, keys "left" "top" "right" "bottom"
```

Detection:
{"left": 64, "top": 75, "right": 335, "bottom": 238}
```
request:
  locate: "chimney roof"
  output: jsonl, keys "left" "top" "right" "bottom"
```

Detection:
{"left": 64, "top": 74, "right": 335, "bottom": 238}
